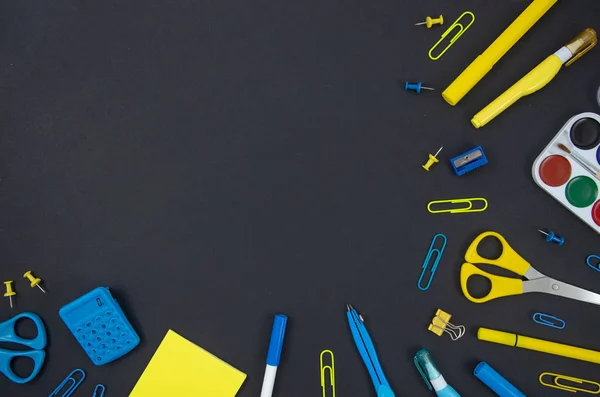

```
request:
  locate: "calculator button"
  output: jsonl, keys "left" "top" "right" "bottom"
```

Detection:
{"left": 106, "top": 331, "right": 112, "bottom": 336}
{"left": 85, "top": 321, "right": 92, "bottom": 327}
{"left": 91, "top": 329, "right": 97, "bottom": 334}
{"left": 96, "top": 356, "right": 102, "bottom": 362}
{"left": 116, "top": 345, "right": 122, "bottom": 351}
{"left": 100, "top": 323, "right": 107, "bottom": 329}
{"left": 75, "top": 327, "right": 83, "bottom": 333}
{"left": 105, "top": 311, "right": 112, "bottom": 316}
{"left": 120, "top": 332, "right": 127, "bottom": 338}
{"left": 95, "top": 316, "right": 103, "bottom": 323}
{"left": 79, "top": 335, "right": 86, "bottom": 341}
{"left": 111, "top": 338, "right": 117, "bottom": 344}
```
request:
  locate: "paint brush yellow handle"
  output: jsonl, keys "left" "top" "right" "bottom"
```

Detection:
{"left": 472, "top": 28, "right": 597, "bottom": 129}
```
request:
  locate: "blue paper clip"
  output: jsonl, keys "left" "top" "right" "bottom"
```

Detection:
{"left": 418, "top": 234, "right": 447, "bottom": 291}
{"left": 48, "top": 369, "right": 86, "bottom": 397}
{"left": 93, "top": 384, "right": 105, "bottom": 397}
{"left": 533, "top": 313, "right": 565, "bottom": 330}
{"left": 587, "top": 255, "right": 600, "bottom": 272}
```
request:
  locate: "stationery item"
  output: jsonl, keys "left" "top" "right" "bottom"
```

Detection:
{"left": 0, "top": 312, "right": 46, "bottom": 384}
{"left": 48, "top": 369, "right": 86, "bottom": 397}
{"left": 450, "top": 146, "right": 488, "bottom": 176}
{"left": 533, "top": 313, "right": 565, "bottom": 329}
{"left": 540, "top": 372, "right": 600, "bottom": 394}
{"left": 129, "top": 330, "right": 246, "bottom": 397}
{"left": 428, "top": 11, "right": 475, "bottom": 61}
{"left": 320, "top": 350, "right": 335, "bottom": 397}
{"left": 93, "top": 384, "right": 106, "bottom": 397}
{"left": 532, "top": 113, "right": 600, "bottom": 233}
{"left": 427, "top": 198, "right": 487, "bottom": 214}
{"left": 597, "top": 85, "right": 600, "bottom": 107}
{"left": 260, "top": 314, "right": 288, "bottom": 397}
{"left": 587, "top": 255, "right": 600, "bottom": 272}
{"left": 422, "top": 147, "right": 443, "bottom": 171}
{"left": 473, "top": 362, "right": 525, "bottom": 397}
{"left": 414, "top": 349, "right": 460, "bottom": 396}
{"left": 460, "top": 231, "right": 600, "bottom": 306}
{"left": 418, "top": 234, "right": 447, "bottom": 290}
{"left": 415, "top": 15, "right": 443, "bottom": 29}
{"left": 557, "top": 143, "right": 600, "bottom": 180}
{"left": 442, "top": 0, "right": 558, "bottom": 105}
{"left": 23, "top": 270, "right": 46, "bottom": 294}
{"left": 3, "top": 281, "right": 15, "bottom": 309}
{"left": 472, "top": 28, "right": 597, "bottom": 128}
{"left": 428, "top": 309, "right": 465, "bottom": 341}
{"left": 59, "top": 287, "right": 140, "bottom": 365}
{"left": 346, "top": 304, "right": 396, "bottom": 397}
{"left": 537, "top": 229, "right": 565, "bottom": 245}
{"left": 406, "top": 82, "right": 435, "bottom": 94}
{"left": 478, "top": 327, "right": 600, "bottom": 365}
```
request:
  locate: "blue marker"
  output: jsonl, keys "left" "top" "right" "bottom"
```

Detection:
{"left": 474, "top": 362, "right": 525, "bottom": 397}
{"left": 414, "top": 349, "right": 460, "bottom": 397}
{"left": 260, "top": 314, "right": 288, "bottom": 397}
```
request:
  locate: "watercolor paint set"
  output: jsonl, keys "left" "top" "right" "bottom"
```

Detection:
{"left": 532, "top": 112, "right": 600, "bottom": 234}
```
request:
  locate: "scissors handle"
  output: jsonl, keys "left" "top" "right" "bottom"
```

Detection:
{"left": 460, "top": 263, "right": 524, "bottom": 303}
{"left": 465, "top": 231, "right": 531, "bottom": 276}
{"left": 0, "top": 349, "right": 46, "bottom": 384}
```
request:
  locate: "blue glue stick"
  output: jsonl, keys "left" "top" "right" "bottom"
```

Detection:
{"left": 474, "top": 362, "right": 525, "bottom": 397}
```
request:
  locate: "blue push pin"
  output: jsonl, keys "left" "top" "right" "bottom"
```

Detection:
{"left": 405, "top": 81, "right": 435, "bottom": 94}
{"left": 538, "top": 229, "right": 565, "bottom": 246}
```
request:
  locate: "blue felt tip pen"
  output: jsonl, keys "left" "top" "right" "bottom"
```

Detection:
{"left": 260, "top": 314, "right": 288, "bottom": 397}
{"left": 414, "top": 349, "right": 460, "bottom": 397}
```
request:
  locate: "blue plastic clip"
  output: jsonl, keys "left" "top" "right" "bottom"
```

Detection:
{"left": 533, "top": 313, "right": 565, "bottom": 330}
{"left": 587, "top": 255, "right": 600, "bottom": 272}
{"left": 418, "top": 234, "right": 447, "bottom": 291}
{"left": 93, "top": 384, "right": 105, "bottom": 397}
{"left": 449, "top": 146, "right": 488, "bottom": 176}
{"left": 48, "top": 369, "right": 86, "bottom": 397}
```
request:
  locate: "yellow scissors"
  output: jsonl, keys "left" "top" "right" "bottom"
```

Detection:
{"left": 461, "top": 231, "right": 600, "bottom": 305}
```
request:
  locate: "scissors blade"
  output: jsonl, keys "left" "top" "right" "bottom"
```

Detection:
{"left": 524, "top": 277, "right": 600, "bottom": 306}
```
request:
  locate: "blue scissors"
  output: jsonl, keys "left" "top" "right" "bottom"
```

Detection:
{"left": 346, "top": 304, "right": 396, "bottom": 397}
{"left": 0, "top": 312, "right": 47, "bottom": 383}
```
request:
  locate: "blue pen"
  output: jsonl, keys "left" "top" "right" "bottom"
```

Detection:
{"left": 414, "top": 349, "right": 460, "bottom": 397}
{"left": 346, "top": 304, "right": 396, "bottom": 397}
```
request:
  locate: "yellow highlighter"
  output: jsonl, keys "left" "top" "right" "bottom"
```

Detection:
{"left": 472, "top": 28, "right": 597, "bottom": 128}
{"left": 478, "top": 328, "right": 600, "bottom": 365}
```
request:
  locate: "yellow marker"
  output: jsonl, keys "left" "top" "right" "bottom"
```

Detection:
{"left": 320, "top": 350, "right": 335, "bottom": 397}
{"left": 442, "top": 0, "right": 558, "bottom": 106}
{"left": 478, "top": 328, "right": 600, "bottom": 365}
{"left": 540, "top": 372, "right": 600, "bottom": 394}
{"left": 415, "top": 15, "right": 444, "bottom": 29}
{"left": 428, "top": 11, "right": 475, "bottom": 61}
{"left": 23, "top": 271, "right": 46, "bottom": 294}
{"left": 422, "top": 146, "right": 443, "bottom": 171}
{"left": 472, "top": 28, "right": 597, "bottom": 128}
{"left": 3, "top": 281, "right": 15, "bottom": 309}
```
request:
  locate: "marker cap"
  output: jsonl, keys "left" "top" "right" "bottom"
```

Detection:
{"left": 474, "top": 362, "right": 525, "bottom": 397}
{"left": 266, "top": 314, "right": 288, "bottom": 366}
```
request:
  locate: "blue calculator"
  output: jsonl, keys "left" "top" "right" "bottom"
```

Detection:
{"left": 59, "top": 287, "right": 140, "bottom": 365}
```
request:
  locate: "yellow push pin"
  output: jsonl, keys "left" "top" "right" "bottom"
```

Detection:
{"left": 415, "top": 15, "right": 444, "bottom": 28}
{"left": 422, "top": 146, "right": 443, "bottom": 171}
{"left": 23, "top": 271, "right": 46, "bottom": 294}
{"left": 4, "top": 281, "right": 16, "bottom": 308}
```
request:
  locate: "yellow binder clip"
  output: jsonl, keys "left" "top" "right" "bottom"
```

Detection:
{"left": 429, "top": 11, "right": 475, "bottom": 60}
{"left": 540, "top": 372, "right": 600, "bottom": 394}
{"left": 320, "top": 350, "right": 335, "bottom": 397}
{"left": 428, "top": 309, "right": 465, "bottom": 341}
{"left": 427, "top": 197, "right": 488, "bottom": 214}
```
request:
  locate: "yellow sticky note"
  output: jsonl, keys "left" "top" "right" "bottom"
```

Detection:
{"left": 129, "top": 330, "right": 247, "bottom": 397}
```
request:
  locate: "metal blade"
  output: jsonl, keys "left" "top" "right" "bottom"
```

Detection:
{"left": 524, "top": 277, "right": 600, "bottom": 306}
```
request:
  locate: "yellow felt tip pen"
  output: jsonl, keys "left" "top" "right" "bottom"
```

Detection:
{"left": 478, "top": 327, "right": 600, "bottom": 364}
{"left": 472, "top": 28, "right": 597, "bottom": 128}
{"left": 442, "top": 0, "right": 558, "bottom": 106}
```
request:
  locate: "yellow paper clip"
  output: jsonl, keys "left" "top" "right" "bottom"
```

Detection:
{"left": 427, "top": 197, "right": 487, "bottom": 214}
{"left": 320, "top": 350, "right": 336, "bottom": 397}
{"left": 429, "top": 11, "right": 475, "bottom": 61}
{"left": 540, "top": 372, "right": 600, "bottom": 394}
{"left": 428, "top": 309, "right": 465, "bottom": 341}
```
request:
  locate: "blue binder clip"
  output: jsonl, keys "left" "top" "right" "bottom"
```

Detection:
{"left": 533, "top": 313, "right": 565, "bottom": 329}
{"left": 450, "top": 146, "right": 488, "bottom": 176}
{"left": 417, "top": 234, "right": 447, "bottom": 291}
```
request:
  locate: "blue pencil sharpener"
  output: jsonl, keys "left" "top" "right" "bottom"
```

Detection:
{"left": 450, "top": 146, "right": 488, "bottom": 176}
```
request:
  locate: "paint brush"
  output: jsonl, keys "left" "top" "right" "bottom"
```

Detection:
{"left": 557, "top": 143, "right": 600, "bottom": 180}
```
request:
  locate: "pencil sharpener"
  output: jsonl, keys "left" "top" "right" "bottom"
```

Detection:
{"left": 450, "top": 146, "right": 488, "bottom": 176}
